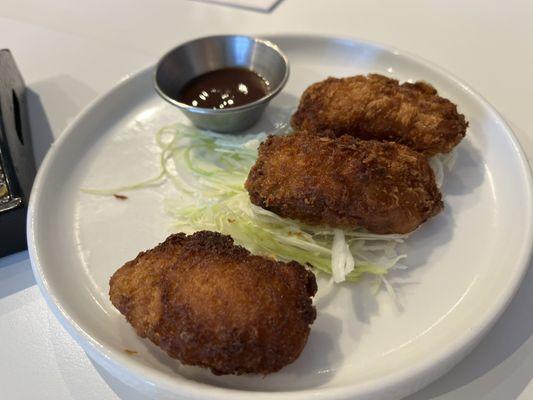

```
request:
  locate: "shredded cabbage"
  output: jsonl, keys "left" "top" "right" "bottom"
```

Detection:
{"left": 83, "top": 122, "right": 454, "bottom": 285}
{"left": 429, "top": 150, "right": 456, "bottom": 188}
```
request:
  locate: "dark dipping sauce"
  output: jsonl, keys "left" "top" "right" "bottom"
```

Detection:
{"left": 177, "top": 67, "right": 270, "bottom": 110}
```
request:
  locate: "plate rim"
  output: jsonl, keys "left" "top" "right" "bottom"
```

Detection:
{"left": 27, "top": 33, "right": 533, "bottom": 400}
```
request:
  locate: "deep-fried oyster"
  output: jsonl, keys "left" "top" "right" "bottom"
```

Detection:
{"left": 245, "top": 132, "right": 443, "bottom": 234}
{"left": 109, "top": 231, "right": 317, "bottom": 375}
{"left": 291, "top": 73, "right": 467, "bottom": 156}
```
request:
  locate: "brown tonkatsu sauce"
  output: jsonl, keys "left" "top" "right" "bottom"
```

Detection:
{"left": 178, "top": 67, "right": 270, "bottom": 110}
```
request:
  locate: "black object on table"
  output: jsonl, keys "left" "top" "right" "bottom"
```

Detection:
{"left": 0, "top": 50, "right": 35, "bottom": 257}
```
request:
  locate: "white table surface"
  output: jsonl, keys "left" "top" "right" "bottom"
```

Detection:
{"left": 1, "top": 0, "right": 533, "bottom": 398}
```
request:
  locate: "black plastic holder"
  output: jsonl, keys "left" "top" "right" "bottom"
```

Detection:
{"left": 0, "top": 50, "right": 36, "bottom": 257}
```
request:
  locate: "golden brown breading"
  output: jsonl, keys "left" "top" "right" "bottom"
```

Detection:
{"left": 109, "top": 231, "right": 317, "bottom": 375}
{"left": 291, "top": 74, "right": 467, "bottom": 156}
{"left": 245, "top": 133, "right": 443, "bottom": 234}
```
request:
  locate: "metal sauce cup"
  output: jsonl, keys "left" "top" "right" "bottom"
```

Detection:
{"left": 154, "top": 35, "right": 290, "bottom": 133}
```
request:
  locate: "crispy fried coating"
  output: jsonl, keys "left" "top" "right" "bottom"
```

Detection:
{"left": 109, "top": 231, "right": 317, "bottom": 375}
{"left": 291, "top": 74, "right": 467, "bottom": 156}
{"left": 245, "top": 133, "right": 443, "bottom": 234}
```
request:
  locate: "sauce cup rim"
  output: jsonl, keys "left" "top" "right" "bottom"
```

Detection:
{"left": 153, "top": 35, "right": 290, "bottom": 115}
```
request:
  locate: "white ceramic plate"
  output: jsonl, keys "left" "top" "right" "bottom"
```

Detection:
{"left": 28, "top": 35, "right": 533, "bottom": 400}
